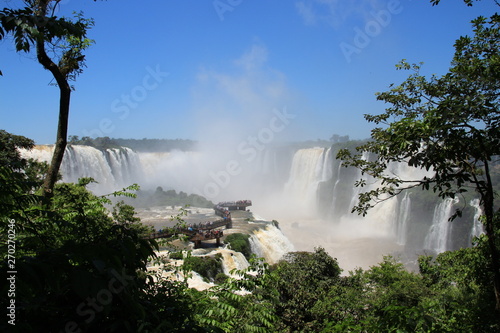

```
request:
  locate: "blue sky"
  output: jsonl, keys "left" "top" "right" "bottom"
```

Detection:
{"left": 1, "top": 0, "right": 497, "bottom": 144}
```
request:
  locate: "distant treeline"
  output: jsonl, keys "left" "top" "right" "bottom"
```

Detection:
{"left": 124, "top": 187, "right": 214, "bottom": 208}
{"left": 68, "top": 136, "right": 197, "bottom": 152}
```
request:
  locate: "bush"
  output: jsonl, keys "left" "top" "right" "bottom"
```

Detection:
{"left": 182, "top": 253, "right": 224, "bottom": 282}
{"left": 214, "top": 273, "right": 229, "bottom": 284}
{"left": 225, "top": 233, "right": 252, "bottom": 259}
{"left": 169, "top": 251, "right": 184, "bottom": 260}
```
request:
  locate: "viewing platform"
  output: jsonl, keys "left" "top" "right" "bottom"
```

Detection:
{"left": 214, "top": 200, "right": 252, "bottom": 217}
{"left": 145, "top": 216, "right": 232, "bottom": 248}
{"left": 145, "top": 200, "right": 252, "bottom": 248}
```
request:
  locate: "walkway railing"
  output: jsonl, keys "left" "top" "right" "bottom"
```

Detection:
{"left": 144, "top": 217, "right": 231, "bottom": 241}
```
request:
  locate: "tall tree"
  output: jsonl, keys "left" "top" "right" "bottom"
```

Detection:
{"left": 0, "top": 1, "right": 94, "bottom": 198}
{"left": 338, "top": 14, "right": 500, "bottom": 312}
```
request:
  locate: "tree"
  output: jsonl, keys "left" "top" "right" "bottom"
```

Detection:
{"left": 418, "top": 247, "right": 499, "bottom": 331}
{"left": 0, "top": 129, "right": 35, "bottom": 170}
{"left": 0, "top": 1, "right": 94, "bottom": 198}
{"left": 430, "top": 0, "right": 500, "bottom": 6}
{"left": 268, "top": 247, "right": 342, "bottom": 331}
{"left": 337, "top": 14, "right": 500, "bottom": 312}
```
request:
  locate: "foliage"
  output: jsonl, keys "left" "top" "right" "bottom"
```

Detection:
{"left": 0, "top": 176, "right": 161, "bottom": 332}
{"left": 0, "top": 133, "right": 205, "bottom": 331}
{"left": 0, "top": 4, "right": 93, "bottom": 80}
{"left": 0, "top": 129, "right": 34, "bottom": 169}
{"left": 418, "top": 246, "right": 500, "bottom": 332}
{"left": 1, "top": 1, "right": 95, "bottom": 196}
{"left": 337, "top": 13, "right": 500, "bottom": 311}
{"left": 0, "top": 5, "right": 85, "bottom": 53}
{"left": 69, "top": 136, "right": 198, "bottom": 152}
{"left": 361, "top": 256, "right": 434, "bottom": 332}
{"left": 112, "top": 200, "right": 154, "bottom": 237}
{"left": 224, "top": 233, "right": 252, "bottom": 259}
{"left": 169, "top": 250, "right": 184, "bottom": 260}
{"left": 126, "top": 187, "right": 214, "bottom": 209}
{"left": 267, "top": 247, "right": 342, "bottom": 331}
{"left": 182, "top": 253, "right": 224, "bottom": 282}
{"left": 139, "top": 270, "right": 207, "bottom": 332}
{"left": 430, "top": 0, "right": 492, "bottom": 6}
{"left": 197, "top": 257, "right": 278, "bottom": 332}
{"left": 310, "top": 254, "right": 499, "bottom": 332}
{"left": 310, "top": 269, "right": 369, "bottom": 332}
{"left": 337, "top": 14, "right": 500, "bottom": 215}
{"left": 329, "top": 133, "right": 350, "bottom": 143}
{"left": 1, "top": 146, "right": 499, "bottom": 332}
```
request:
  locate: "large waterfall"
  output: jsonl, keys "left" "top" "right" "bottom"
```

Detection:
{"left": 284, "top": 147, "right": 328, "bottom": 215}
{"left": 22, "top": 144, "right": 484, "bottom": 269}
{"left": 20, "top": 145, "right": 144, "bottom": 194}
{"left": 280, "top": 147, "right": 483, "bottom": 257}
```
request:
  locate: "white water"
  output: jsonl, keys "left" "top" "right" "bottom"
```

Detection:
{"left": 217, "top": 248, "right": 250, "bottom": 276}
{"left": 395, "top": 192, "right": 411, "bottom": 245}
{"left": 22, "top": 145, "right": 483, "bottom": 268}
{"left": 271, "top": 147, "right": 482, "bottom": 263}
{"left": 470, "top": 198, "right": 484, "bottom": 239}
{"left": 249, "top": 224, "right": 295, "bottom": 264}
{"left": 424, "top": 197, "right": 460, "bottom": 253}
{"left": 20, "top": 145, "right": 143, "bottom": 194}
{"left": 283, "top": 147, "right": 326, "bottom": 215}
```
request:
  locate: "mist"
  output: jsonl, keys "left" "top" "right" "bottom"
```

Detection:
{"left": 19, "top": 44, "right": 482, "bottom": 272}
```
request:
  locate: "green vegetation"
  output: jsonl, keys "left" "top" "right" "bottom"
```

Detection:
{"left": 182, "top": 253, "right": 224, "bottom": 282}
{"left": 1, "top": 2, "right": 94, "bottom": 197}
{"left": 224, "top": 233, "right": 252, "bottom": 259}
{"left": 169, "top": 251, "right": 184, "bottom": 260}
{"left": 1, "top": 129, "right": 499, "bottom": 331}
{"left": 338, "top": 13, "right": 500, "bottom": 311}
{"left": 126, "top": 187, "right": 214, "bottom": 208}
{"left": 68, "top": 136, "right": 197, "bottom": 152}
{"left": 267, "top": 248, "right": 342, "bottom": 331}
{"left": 2, "top": 0, "right": 499, "bottom": 331}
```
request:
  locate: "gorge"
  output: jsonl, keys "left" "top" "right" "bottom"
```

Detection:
{"left": 21, "top": 143, "right": 483, "bottom": 271}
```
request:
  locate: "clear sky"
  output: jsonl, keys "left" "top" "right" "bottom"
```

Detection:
{"left": 1, "top": 0, "right": 498, "bottom": 144}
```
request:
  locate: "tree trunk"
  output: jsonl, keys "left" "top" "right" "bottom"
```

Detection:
{"left": 42, "top": 86, "right": 70, "bottom": 198}
{"left": 482, "top": 159, "right": 500, "bottom": 313}
{"left": 34, "top": 1, "right": 71, "bottom": 198}
{"left": 484, "top": 205, "right": 500, "bottom": 313}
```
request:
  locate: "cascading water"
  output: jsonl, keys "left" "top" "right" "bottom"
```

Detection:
{"left": 280, "top": 147, "right": 482, "bottom": 263}
{"left": 470, "top": 198, "right": 484, "bottom": 239}
{"left": 215, "top": 249, "right": 250, "bottom": 276}
{"left": 22, "top": 144, "right": 484, "bottom": 267}
{"left": 283, "top": 147, "right": 328, "bottom": 214}
{"left": 249, "top": 224, "right": 295, "bottom": 264}
{"left": 20, "top": 145, "right": 143, "bottom": 194}
{"left": 319, "top": 147, "right": 333, "bottom": 182}
{"left": 424, "top": 197, "right": 460, "bottom": 253}
{"left": 395, "top": 192, "right": 411, "bottom": 245}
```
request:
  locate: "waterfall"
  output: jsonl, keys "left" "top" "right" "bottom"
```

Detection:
{"left": 327, "top": 160, "right": 343, "bottom": 218}
{"left": 21, "top": 144, "right": 483, "bottom": 261}
{"left": 395, "top": 192, "right": 411, "bottom": 245}
{"left": 283, "top": 147, "right": 328, "bottom": 213}
{"left": 216, "top": 249, "right": 250, "bottom": 276}
{"left": 470, "top": 199, "right": 484, "bottom": 239}
{"left": 424, "top": 197, "right": 459, "bottom": 253}
{"left": 20, "top": 145, "right": 143, "bottom": 194}
{"left": 320, "top": 147, "right": 333, "bottom": 182}
{"left": 249, "top": 224, "right": 295, "bottom": 264}
{"left": 347, "top": 151, "right": 372, "bottom": 209}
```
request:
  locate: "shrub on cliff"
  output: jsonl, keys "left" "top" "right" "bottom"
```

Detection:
{"left": 225, "top": 233, "right": 252, "bottom": 259}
